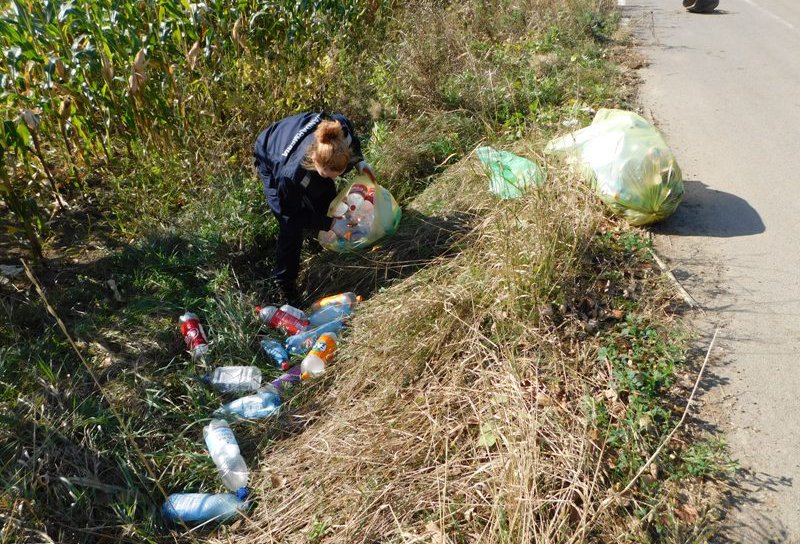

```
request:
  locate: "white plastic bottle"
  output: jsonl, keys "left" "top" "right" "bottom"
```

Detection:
{"left": 203, "top": 366, "right": 262, "bottom": 393}
{"left": 162, "top": 491, "right": 248, "bottom": 524}
{"left": 203, "top": 419, "right": 249, "bottom": 494}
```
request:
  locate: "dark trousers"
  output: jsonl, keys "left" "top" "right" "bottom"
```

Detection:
{"left": 272, "top": 212, "right": 307, "bottom": 287}
{"left": 271, "top": 196, "right": 335, "bottom": 287}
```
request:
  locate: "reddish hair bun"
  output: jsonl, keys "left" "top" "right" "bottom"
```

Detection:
{"left": 316, "top": 120, "right": 344, "bottom": 144}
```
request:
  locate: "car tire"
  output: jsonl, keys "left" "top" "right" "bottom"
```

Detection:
{"left": 683, "top": 0, "right": 720, "bottom": 13}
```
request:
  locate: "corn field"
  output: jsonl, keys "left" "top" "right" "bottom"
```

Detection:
{"left": 0, "top": 0, "right": 377, "bottom": 260}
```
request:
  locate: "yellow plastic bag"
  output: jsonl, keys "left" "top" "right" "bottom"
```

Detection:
{"left": 318, "top": 175, "right": 402, "bottom": 252}
{"left": 544, "top": 109, "right": 684, "bottom": 226}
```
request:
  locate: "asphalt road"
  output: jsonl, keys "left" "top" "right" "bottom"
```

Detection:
{"left": 624, "top": 1, "right": 800, "bottom": 541}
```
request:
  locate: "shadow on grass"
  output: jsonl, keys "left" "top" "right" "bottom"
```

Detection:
{"left": 300, "top": 209, "right": 478, "bottom": 303}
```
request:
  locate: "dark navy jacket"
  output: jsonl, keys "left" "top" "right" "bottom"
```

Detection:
{"left": 253, "top": 112, "right": 363, "bottom": 230}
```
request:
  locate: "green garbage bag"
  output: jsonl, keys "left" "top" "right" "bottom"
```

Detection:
{"left": 318, "top": 175, "right": 402, "bottom": 252}
{"left": 476, "top": 146, "right": 545, "bottom": 200}
{"left": 544, "top": 109, "right": 684, "bottom": 226}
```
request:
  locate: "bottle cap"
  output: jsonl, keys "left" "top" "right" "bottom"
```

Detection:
{"left": 281, "top": 361, "right": 291, "bottom": 371}
{"left": 356, "top": 295, "right": 363, "bottom": 303}
{"left": 236, "top": 486, "right": 250, "bottom": 501}
{"left": 200, "top": 374, "right": 211, "bottom": 385}
{"left": 300, "top": 372, "right": 310, "bottom": 381}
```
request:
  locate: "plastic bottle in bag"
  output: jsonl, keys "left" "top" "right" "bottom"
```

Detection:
{"left": 213, "top": 384, "right": 281, "bottom": 420}
{"left": 300, "top": 333, "right": 337, "bottom": 380}
{"left": 203, "top": 419, "right": 249, "bottom": 494}
{"left": 162, "top": 491, "right": 248, "bottom": 524}
{"left": 285, "top": 318, "right": 346, "bottom": 356}
{"left": 256, "top": 305, "right": 309, "bottom": 335}
{"left": 203, "top": 366, "right": 262, "bottom": 393}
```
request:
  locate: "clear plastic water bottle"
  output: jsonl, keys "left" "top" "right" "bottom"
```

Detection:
{"left": 260, "top": 338, "right": 290, "bottom": 370}
{"left": 203, "top": 419, "right": 249, "bottom": 494}
{"left": 279, "top": 304, "right": 306, "bottom": 321}
{"left": 179, "top": 312, "right": 208, "bottom": 360}
{"left": 309, "top": 292, "right": 362, "bottom": 312}
{"left": 213, "top": 384, "right": 281, "bottom": 420}
{"left": 285, "top": 317, "right": 346, "bottom": 356}
{"left": 203, "top": 366, "right": 262, "bottom": 393}
{"left": 300, "top": 333, "right": 337, "bottom": 380}
{"left": 162, "top": 491, "right": 248, "bottom": 524}
{"left": 346, "top": 192, "right": 366, "bottom": 215}
{"left": 349, "top": 196, "right": 374, "bottom": 225}
{"left": 256, "top": 305, "right": 309, "bottom": 335}
{"left": 307, "top": 304, "right": 351, "bottom": 328}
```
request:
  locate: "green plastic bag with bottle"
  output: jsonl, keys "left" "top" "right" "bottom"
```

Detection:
{"left": 476, "top": 146, "right": 546, "bottom": 200}
{"left": 544, "top": 109, "right": 684, "bottom": 226}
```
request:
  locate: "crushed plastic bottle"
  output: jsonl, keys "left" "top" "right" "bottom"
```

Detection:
{"left": 213, "top": 384, "right": 281, "bottom": 420}
{"left": 203, "top": 419, "right": 249, "bottom": 494}
{"left": 307, "top": 304, "right": 351, "bottom": 328}
{"left": 203, "top": 366, "right": 261, "bottom": 393}
{"left": 260, "top": 338, "right": 290, "bottom": 370}
{"left": 256, "top": 305, "right": 309, "bottom": 336}
{"left": 162, "top": 491, "right": 248, "bottom": 524}
{"left": 300, "top": 333, "right": 337, "bottom": 380}
{"left": 285, "top": 317, "right": 345, "bottom": 356}
{"left": 309, "top": 292, "right": 362, "bottom": 313}
{"left": 179, "top": 312, "right": 208, "bottom": 360}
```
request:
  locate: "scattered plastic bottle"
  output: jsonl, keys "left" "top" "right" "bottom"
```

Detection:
{"left": 203, "top": 419, "right": 249, "bottom": 494}
{"left": 309, "top": 292, "right": 362, "bottom": 312}
{"left": 279, "top": 304, "right": 307, "bottom": 321}
{"left": 179, "top": 312, "right": 208, "bottom": 360}
{"left": 307, "top": 303, "right": 352, "bottom": 328}
{"left": 260, "top": 338, "right": 290, "bottom": 370}
{"left": 300, "top": 333, "right": 337, "bottom": 380}
{"left": 285, "top": 317, "right": 345, "bottom": 356}
{"left": 203, "top": 366, "right": 262, "bottom": 393}
{"left": 213, "top": 384, "right": 281, "bottom": 420}
{"left": 162, "top": 491, "right": 248, "bottom": 524}
{"left": 270, "top": 365, "right": 302, "bottom": 395}
{"left": 256, "top": 305, "right": 309, "bottom": 336}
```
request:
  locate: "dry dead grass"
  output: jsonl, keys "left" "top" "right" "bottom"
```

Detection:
{"left": 211, "top": 149, "right": 673, "bottom": 543}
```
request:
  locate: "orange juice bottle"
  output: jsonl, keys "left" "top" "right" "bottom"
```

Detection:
{"left": 300, "top": 333, "right": 338, "bottom": 380}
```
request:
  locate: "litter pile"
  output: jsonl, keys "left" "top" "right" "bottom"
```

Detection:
{"left": 476, "top": 109, "right": 684, "bottom": 226}
{"left": 162, "top": 293, "right": 361, "bottom": 526}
